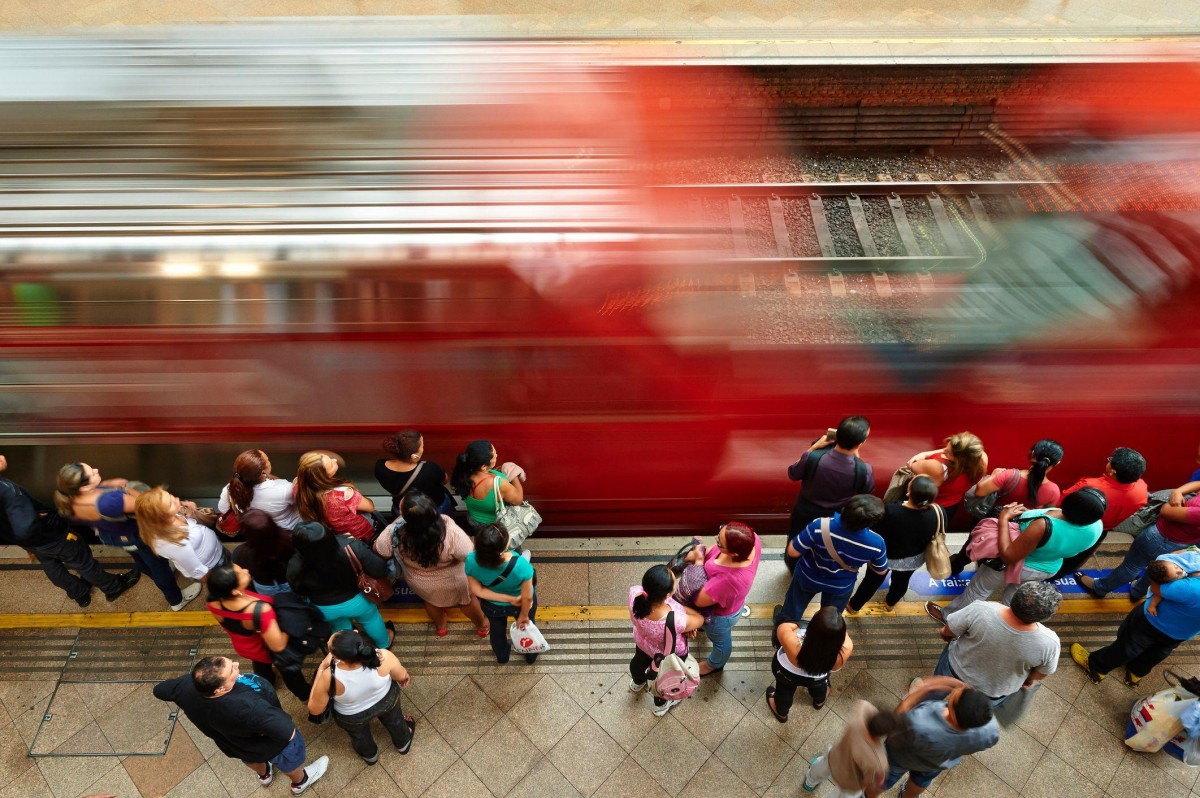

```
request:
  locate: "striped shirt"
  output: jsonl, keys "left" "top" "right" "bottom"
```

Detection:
{"left": 791, "top": 514, "right": 888, "bottom": 591}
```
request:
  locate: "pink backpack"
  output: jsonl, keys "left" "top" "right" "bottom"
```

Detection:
{"left": 650, "top": 610, "right": 700, "bottom": 700}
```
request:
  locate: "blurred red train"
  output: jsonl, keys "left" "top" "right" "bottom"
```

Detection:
{"left": 0, "top": 37, "right": 1197, "bottom": 533}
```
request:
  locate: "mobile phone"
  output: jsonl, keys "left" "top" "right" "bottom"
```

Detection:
{"left": 825, "top": 427, "right": 838, "bottom": 441}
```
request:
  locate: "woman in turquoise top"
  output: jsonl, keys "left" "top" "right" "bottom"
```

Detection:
{"left": 940, "top": 488, "right": 1106, "bottom": 614}
{"left": 452, "top": 440, "right": 525, "bottom": 528}
{"left": 464, "top": 523, "right": 538, "bottom": 664}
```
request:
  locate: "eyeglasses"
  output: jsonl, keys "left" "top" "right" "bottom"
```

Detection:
{"left": 714, "top": 527, "right": 726, "bottom": 549}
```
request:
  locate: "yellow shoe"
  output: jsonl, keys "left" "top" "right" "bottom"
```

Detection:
{"left": 844, "top": 605, "right": 864, "bottom": 616}
{"left": 1124, "top": 671, "right": 1142, "bottom": 688}
{"left": 1071, "top": 643, "right": 1105, "bottom": 683}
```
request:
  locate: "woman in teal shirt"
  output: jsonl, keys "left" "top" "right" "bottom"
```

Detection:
{"left": 452, "top": 440, "right": 525, "bottom": 528}
{"left": 940, "top": 488, "right": 1106, "bottom": 615}
{"left": 464, "top": 523, "right": 538, "bottom": 664}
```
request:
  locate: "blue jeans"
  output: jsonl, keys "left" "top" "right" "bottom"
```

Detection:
{"left": 883, "top": 763, "right": 941, "bottom": 790}
{"left": 243, "top": 731, "right": 305, "bottom": 772}
{"left": 703, "top": 605, "right": 745, "bottom": 669}
{"left": 480, "top": 594, "right": 539, "bottom": 664}
{"left": 97, "top": 529, "right": 183, "bottom": 606}
{"left": 316, "top": 593, "right": 390, "bottom": 648}
{"left": 1093, "top": 524, "right": 1184, "bottom": 600}
{"left": 782, "top": 570, "right": 853, "bottom": 621}
{"left": 252, "top": 580, "right": 293, "bottom": 597}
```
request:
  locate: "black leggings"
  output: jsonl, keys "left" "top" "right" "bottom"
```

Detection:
{"left": 629, "top": 647, "right": 667, "bottom": 707}
{"left": 251, "top": 660, "right": 313, "bottom": 702}
{"left": 769, "top": 654, "right": 829, "bottom": 717}
{"left": 848, "top": 568, "right": 916, "bottom": 612}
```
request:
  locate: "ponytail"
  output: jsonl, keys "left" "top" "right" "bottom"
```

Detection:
{"left": 54, "top": 462, "right": 87, "bottom": 517}
{"left": 329, "top": 630, "right": 383, "bottom": 669}
{"left": 451, "top": 440, "right": 493, "bottom": 497}
{"left": 1026, "top": 440, "right": 1064, "bottom": 505}
{"left": 634, "top": 565, "right": 674, "bottom": 619}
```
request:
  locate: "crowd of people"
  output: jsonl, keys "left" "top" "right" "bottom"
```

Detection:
{"left": 1, "top": 421, "right": 1199, "bottom": 796}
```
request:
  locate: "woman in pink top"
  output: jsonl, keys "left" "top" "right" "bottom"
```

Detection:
{"left": 628, "top": 565, "right": 704, "bottom": 716}
{"left": 685, "top": 522, "right": 761, "bottom": 676}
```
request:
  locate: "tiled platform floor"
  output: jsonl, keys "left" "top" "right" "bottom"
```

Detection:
{"left": 2, "top": 534, "right": 1200, "bottom": 797}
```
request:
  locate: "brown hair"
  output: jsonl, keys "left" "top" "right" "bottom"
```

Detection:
{"left": 54, "top": 462, "right": 87, "bottom": 517}
{"left": 135, "top": 487, "right": 188, "bottom": 548}
{"left": 944, "top": 432, "right": 987, "bottom": 483}
{"left": 227, "top": 449, "right": 271, "bottom": 515}
{"left": 294, "top": 450, "right": 354, "bottom": 524}
{"left": 383, "top": 430, "right": 423, "bottom": 461}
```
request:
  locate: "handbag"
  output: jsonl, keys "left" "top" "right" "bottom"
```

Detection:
{"left": 1113, "top": 490, "right": 1198, "bottom": 537}
{"left": 493, "top": 479, "right": 542, "bottom": 549}
{"left": 882, "top": 465, "right": 917, "bottom": 504}
{"left": 308, "top": 661, "right": 336, "bottom": 725}
{"left": 217, "top": 508, "right": 242, "bottom": 536}
{"left": 650, "top": 610, "right": 700, "bottom": 700}
{"left": 344, "top": 540, "right": 395, "bottom": 604}
{"left": 963, "top": 469, "right": 1022, "bottom": 520}
{"left": 509, "top": 619, "right": 550, "bottom": 654}
{"left": 924, "top": 504, "right": 951, "bottom": 580}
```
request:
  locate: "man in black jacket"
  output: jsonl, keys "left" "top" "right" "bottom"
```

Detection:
{"left": 0, "top": 454, "right": 137, "bottom": 607}
{"left": 154, "top": 656, "right": 329, "bottom": 796}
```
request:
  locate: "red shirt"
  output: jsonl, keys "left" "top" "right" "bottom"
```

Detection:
{"left": 1061, "top": 474, "right": 1148, "bottom": 531}
{"left": 208, "top": 591, "right": 276, "bottom": 664}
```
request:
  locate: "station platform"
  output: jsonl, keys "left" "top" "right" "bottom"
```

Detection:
{"left": 2, "top": 533, "right": 1198, "bottom": 798}
{"left": 0, "top": 0, "right": 1195, "bottom": 62}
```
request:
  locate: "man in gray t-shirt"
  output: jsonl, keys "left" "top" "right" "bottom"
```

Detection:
{"left": 935, "top": 581, "right": 1061, "bottom": 703}
{"left": 884, "top": 676, "right": 1000, "bottom": 796}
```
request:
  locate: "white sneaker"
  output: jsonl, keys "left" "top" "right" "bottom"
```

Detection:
{"left": 629, "top": 679, "right": 647, "bottom": 693}
{"left": 652, "top": 699, "right": 680, "bottom": 717}
{"left": 907, "top": 677, "right": 924, "bottom": 696}
{"left": 290, "top": 755, "right": 328, "bottom": 795}
{"left": 170, "top": 582, "right": 202, "bottom": 611}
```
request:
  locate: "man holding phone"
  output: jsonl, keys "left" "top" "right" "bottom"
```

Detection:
{"left": 785, "top": 416, "right": 875, "bottom": 572}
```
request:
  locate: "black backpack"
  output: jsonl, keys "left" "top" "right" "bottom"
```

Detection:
{"left": 254, "top": 594, "right": 332, "bottom": 672}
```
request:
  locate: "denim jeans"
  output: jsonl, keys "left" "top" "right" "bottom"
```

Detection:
{"left": 333, "top": 682, "right": 411, "bottom": 759}
{"left": 883, "top": 763, "right": 941, "bottom": 790}
{"left": 252, "top": 580, "right": 294, "bottom": 597}
{"left": 703, "top": 605, "right": 744, "bottom": 669}
{"left": 782, "top": 571, "right": 853, "bottom": 621}
{"left": 1093, "top": 524, "right": 1184, "bottom": 600}
{"left": 315, "top": 593, "right": 390, "bottom": 648}
{"left": 97, "top": 529, "right": 182, "bottom": 606}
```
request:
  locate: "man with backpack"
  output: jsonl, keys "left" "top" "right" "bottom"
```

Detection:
{"left": 786, "top": 417, "right": 875, "bottom": 572}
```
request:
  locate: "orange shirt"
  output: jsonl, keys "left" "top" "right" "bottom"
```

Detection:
{"left": 1060, "top": 474, "right": 1148, "bottom": 530}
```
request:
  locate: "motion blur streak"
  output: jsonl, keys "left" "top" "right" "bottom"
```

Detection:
{"left": 0, "top": 29, "right": 1197, "bottom": 534}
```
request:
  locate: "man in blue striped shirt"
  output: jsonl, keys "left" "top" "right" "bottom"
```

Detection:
{"left": 783, "top": 495, "right": 888, "bottom": 620}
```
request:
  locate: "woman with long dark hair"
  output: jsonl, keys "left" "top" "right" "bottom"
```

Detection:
{"left": 373, "top": 492, "right": 488, "bottom": 637}
{"left": 231, "top": 509, "right": 294, "bottom": 596}
{"left": 464, "top": 523, "right": 537, "bottom": 664}
{"left": 451, "top": 440, "right": 524, "bottom": 529}
{"left": 306, "top": 630, "right": 415, "bottom": 764}
{"left": 293, "top": 450, "right": 377, "bottom": 542}
{"left": 766, "top": 606, "right": 853, "bottom": 721}
{"left": 847, "top": 476, "right": 942, "bottom": 614}
{"left": 375, "top": 430, "right": 452, "bottom": 517}
{"left": 55, "top": 462, "right": 198, "bottom": 610}
{"left": 286, "top": 521, "right": 393, "bottom": 649}
{"left": 627, "top": 564, "right": 704, "bottom": 716}
{"left": 206, "top": 563, "right": 311, "bottom": 700}
{"left": 219, "top": 449, "right": 301, "bottom": 530}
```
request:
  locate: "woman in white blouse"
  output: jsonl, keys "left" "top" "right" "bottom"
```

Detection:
{"left": 218, "top": 449, "right": 301, "bottom": 530}
{"left": 136, "top": 487, "right": 228, "bottom": 580}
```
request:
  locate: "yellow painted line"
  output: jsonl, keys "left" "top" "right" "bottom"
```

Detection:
{"left": 597, "top": 36, "right": 1191, "bottom": 45}
{"left": 0, "top": 597, "right": 1138, "bottom": 630}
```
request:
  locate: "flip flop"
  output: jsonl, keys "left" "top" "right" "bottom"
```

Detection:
{"left": 924, "top": 601, "right": 946, "bottom": 625}
{"left": 1074, "top": 572, "right": 1106, "bottom": 599}
{"left": 764, "top": 687, "right": 787, "bottom": 723}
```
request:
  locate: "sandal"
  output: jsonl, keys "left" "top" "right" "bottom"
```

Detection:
{"left": 1074, "top": 572, "right": 1106, "bottom": 599}
{"left": 476, "top": 626, "right": 490, "bottom": 638}
{"left": 924, "top": 601, "right": 946, "bottom": 625}
{"left": 764, "top": 687, "right": 788, "bottom": 723}
{"left": 435, "top": 627, "right": 448, "bottom": 638}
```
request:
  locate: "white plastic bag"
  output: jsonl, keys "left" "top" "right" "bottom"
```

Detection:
{"left": 509, "top": 620, "right": 550, "bottom": 654}
{"left": 1127, "top": 687, "right": 1198, "bottom": 752}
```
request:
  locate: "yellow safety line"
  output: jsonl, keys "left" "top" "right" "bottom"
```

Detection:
{"left": 597, "top": 36, "right": 1191, "bottom": 45}
{"left": 0, "top": 597, "right": 1136, "bottom": 630}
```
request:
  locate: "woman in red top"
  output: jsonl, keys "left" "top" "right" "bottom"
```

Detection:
{"left": 294, "top": 450, "right": 377, "bottom": 542}
{"left": 907, "top": 432, "right": 988, "bottom": 510}
{"left": 206, "top": 563, "right": 312, "bottom": 700}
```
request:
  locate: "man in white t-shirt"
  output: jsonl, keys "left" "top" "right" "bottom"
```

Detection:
{"left": 933, "top": 580, "right": 1061, "bottom": 706}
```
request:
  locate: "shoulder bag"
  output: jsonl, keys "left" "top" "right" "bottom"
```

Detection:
{"left": 344, "top": 540, "right": 395, "bottom": 604}
{"left": 819, "top": 518, "right": 858, "bottom": 572}
{"left": 308, "top": 661, "right": 337, "bottom": 724}
{"left": 882, "top": 465, "right": 917, "bottom": 504}
{"left": 924, "top": 504, "right": 951, "bottom": 580}
{"left": 963, "top": 468, "right": 1022, "bottom": 519}
{"left": 493, "top": 476, "right": 542, "bottom": 549}
{"left": 1113, "top": 489, "right": 1198, "bottom": 537}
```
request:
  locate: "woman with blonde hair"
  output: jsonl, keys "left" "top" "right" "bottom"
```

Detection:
{"left": 906, "top": 432, "right": 989, "bottom": 511}
{"left": 135, "top": 487, "right": 228, "bottom": 581}
{"left": 294, "top": 451, "right": 377, "bottom": 542}
{"left": 218, "top": 449, "right": 301, "bottom": 531}
{"left": 56, "top": 463, "right": 200, "bottom": 611}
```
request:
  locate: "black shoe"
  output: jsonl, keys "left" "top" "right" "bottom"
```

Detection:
{"left": 361, "top": 752, "right": 379, "bottom": 765}
{"left": 396, "top": 717, "right": 416, "bottom": 755}
{"left": 104, "top": 570, "right": 140, "bottom": 602}
{"left": 525, "top": 652, "right": 539, "bottom": 664}
{"left": 74, "top": 591, "right": 92, "bottom": 609}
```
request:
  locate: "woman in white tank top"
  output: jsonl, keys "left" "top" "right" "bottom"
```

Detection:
{"left": 306, "top": 631, "right": 415, "bottom": 764}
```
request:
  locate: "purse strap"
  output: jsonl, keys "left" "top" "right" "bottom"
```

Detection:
{"left": 343, "top": 540, "right": 364, "bottom": 577}
{"left": 820, "top": 518, "right": 856, "bottom": 572}
{"left": 932, "top": 503, "right": 945, "bottom": 537}
{"left": 397, "top": 462, "right": 424, "bottom": 497}
{"left": 486, "top": 555, "right": 521, "bottom": 588}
